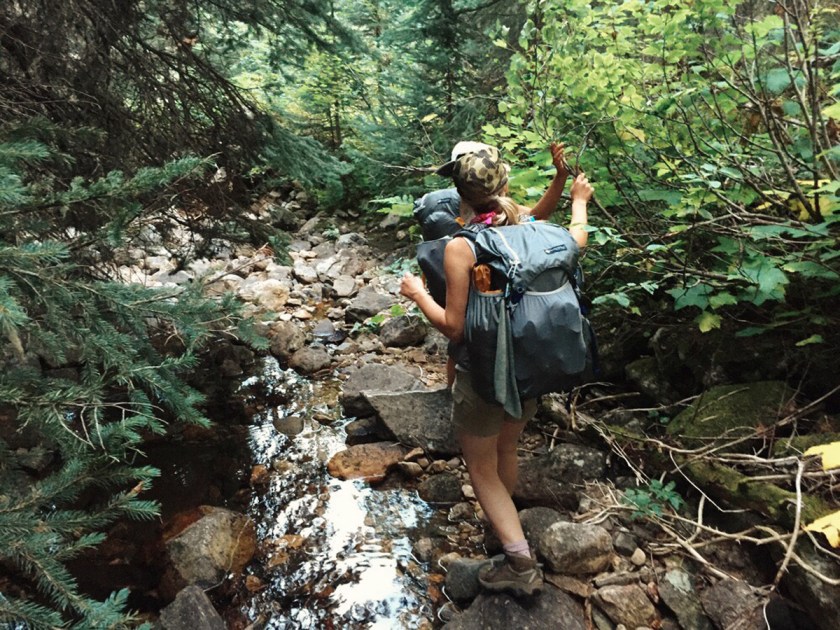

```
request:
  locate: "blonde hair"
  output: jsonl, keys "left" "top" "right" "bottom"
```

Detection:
{"left": 461, "top": 192, "right": 521, "bottom": 226}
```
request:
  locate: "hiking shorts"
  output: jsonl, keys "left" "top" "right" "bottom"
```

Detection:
{"left": 451, "top": 370, "right": 537, "bottom": 438}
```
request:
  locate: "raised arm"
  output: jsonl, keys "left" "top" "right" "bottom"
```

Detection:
{"left": 568, "top": 172, "right": 594, "bottom": 249}
{"left": 529, "top": 142, "right": 571, "bottom": 221}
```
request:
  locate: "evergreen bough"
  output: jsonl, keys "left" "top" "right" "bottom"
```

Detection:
{"left": 0, "top": 138, "right": 263, "bottom": 628}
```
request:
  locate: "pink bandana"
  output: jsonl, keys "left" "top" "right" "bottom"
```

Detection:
{"left": 471, "top": 212, "right": 495, "bottom": 226}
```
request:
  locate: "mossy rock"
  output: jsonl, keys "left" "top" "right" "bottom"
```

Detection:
{"left": 667, "top": 381, "right": 794, "bottom": 447}
{"left": 772, "top": 433, "right": 840, "bottom": 458}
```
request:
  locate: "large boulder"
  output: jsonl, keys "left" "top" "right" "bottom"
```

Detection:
{"left": 667, "top": 381, "right": 793, "bottom": 449}
{"left": 592, "top": 584, "right": 659, "bottom": 629}
{"left": 658, "top": 569, "right": 714, "bottom": 630}
{"left": 379, "top": 315, "right": 429, "bottom": 348}
{"left": 326, "top": 442, "right": 405, "bottom": 482}
{"left": 699, "top": 578, "right": 765, "bottom": 630}
{"left": 364, "top": 388, "right": 457, "bottom": 455}
{"left": 267, "top": 321, "right": 306, "bottom": 360}
{"left": 161, "top": 507, "right": 256, "bottom": 599}
{"left": 340, "top": 363, "right": 424, "bottom": 418}
{"left": 345, "top": 287, "right": 393, "bottom": 323}
{"left": 288, "top": 345, "right": 332, "bottom": 374}
{"left": 537, "top": 522, "right": 613, "bottom": 575}
{"left": 443, "top": 587, "right": 586, "bottom": 630}
{"left": 158, "top": 585, "right": 225, "bottom": 630}
{"left": 515, "top": 443, "right": 608, "bottom": 508}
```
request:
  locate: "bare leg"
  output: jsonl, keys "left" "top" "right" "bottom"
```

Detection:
{"left": 459, "top": 431, "right": 525, "bottom": 546}
{"left": 497, "top": 420, "right": 526, "bottom": 496}
{"left": 446, "top": 356, "right": 456, "bottom": 387}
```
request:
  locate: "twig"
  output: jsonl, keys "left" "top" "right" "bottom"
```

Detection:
{"left": 772, "top": 459, "right": 804, "bottom": 589}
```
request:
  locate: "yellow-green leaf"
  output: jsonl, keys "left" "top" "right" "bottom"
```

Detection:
{"left": 696, "top": 311, "right": 721, "bottom": 333}
{"left": 804, "top": 441, "right": 840, "bottom": 470}
{"left": 805, "top": 510, "right": 840, "bottom": 548}
{"left": 420, "top": 113, "right": 438, "bottom": 123}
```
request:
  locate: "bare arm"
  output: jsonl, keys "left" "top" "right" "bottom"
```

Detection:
{"left": 568, "top": 172, "right": 594, "bottom": 249}
{"left": 529, "top": 142, "right": 570, "bottom": 221}
{"left": 400, "top": 237, "right": 473, "bottom": 343}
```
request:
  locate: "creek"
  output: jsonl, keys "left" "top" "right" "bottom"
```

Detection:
{"left": 238, "top": 356, "right": 442, "bottom": 629}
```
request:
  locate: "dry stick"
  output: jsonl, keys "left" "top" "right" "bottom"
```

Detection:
{"left": 773, "top": 459, "right": 805, "bottom": 589}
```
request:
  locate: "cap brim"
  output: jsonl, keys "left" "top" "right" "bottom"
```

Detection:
{"left": 435, "top": 161, "right": 457, "bottom": 177}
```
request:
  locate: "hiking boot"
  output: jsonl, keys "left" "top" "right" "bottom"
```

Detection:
{"left": 477, "top": 552, "right": 543, "bottom": 597}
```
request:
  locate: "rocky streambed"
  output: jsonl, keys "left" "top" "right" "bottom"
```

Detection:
{"left": 88, "top": 193, "right": 839, "bottom": 629}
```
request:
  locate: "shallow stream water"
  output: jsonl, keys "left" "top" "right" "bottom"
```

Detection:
{"left": 239, "top": 357, "right": 440, "bottom": 628}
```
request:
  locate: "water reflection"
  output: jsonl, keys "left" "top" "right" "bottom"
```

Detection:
{"left": 241, "top": 357, "right": 434, "bottom": 628}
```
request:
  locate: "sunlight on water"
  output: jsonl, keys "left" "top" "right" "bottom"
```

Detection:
{"left": 240, "top": 357, "right": 436, "bottom": 628}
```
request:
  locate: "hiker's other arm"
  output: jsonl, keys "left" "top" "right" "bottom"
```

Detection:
{"left": 530, "top": 142, "right": 570, "bottom": 221}
{"left": 569, "top": 172, "right": 593, "bottom": 249}
{"left": 399, "top": 239, "right": 471, "bottom": 342}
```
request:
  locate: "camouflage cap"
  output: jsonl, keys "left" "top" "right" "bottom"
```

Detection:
{"left": 436, "top": 145, "right": 508, "bottom": 202}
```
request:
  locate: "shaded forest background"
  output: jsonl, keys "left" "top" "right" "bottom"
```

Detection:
{"left": 0, "top": 0, "right": 838, "bottom": 626}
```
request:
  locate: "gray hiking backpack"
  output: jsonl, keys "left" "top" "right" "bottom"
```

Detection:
{"left": 463, "top": 221, "right": 594, "bottom": 418}
{"left": 413, "top": 188, "right": 461, "bottom": 242}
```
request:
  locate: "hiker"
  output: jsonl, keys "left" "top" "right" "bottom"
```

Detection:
{"left": 415, "top": 140, "right": 574, "bottom": 385}
{"left": 400, "top": 144, "right": 594, "bottom": 597}
{"left": 414, "top": 140, "right": 572, "bottom": 240}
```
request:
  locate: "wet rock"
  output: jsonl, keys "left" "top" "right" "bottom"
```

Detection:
{"left": 418, "top": 473, "right": 462, "bottom": 504}
{"left": 379, "top": 315, "right": 429, "bottom": 348}
{"left": 272, "top": 414, "right": 305, "bottom": 436}
{"left": 395, "top": 461, "right": 424, "bottom": 478}
{"left": 592, "top": 584, "right": 658, "bottom": 629}
{"left": 699, "top": 578, "right": 764, "bottom": 630}
{"left": 340, "top": 363, "right": 424, "bottom": 418}
{"left": 448, "top": 502, "right": 474, "bottom": 522}
{"left": 332, "top": 275, "right": 358, "bottom": 298}
{"left": 658, "top": 569, "right": 713, "bottom": 630}
{"left": 267, "top": 321, "right": 307, "bottom": 360}
{"left": 538, "top": 522, "right": 613, "bottom": 575}
{"left": 249, "top": 464, "right": 270, "bottom": 487}
{"left": 413, "top": 537, "right": 434, "bottom": 563}
{"left": 515, "top": 443, "right": 608, "bottom": 509}
{"left": 161, "top": 507, "right": 256, "bottom": 598}
{"left": 519, "top": 507, "right": 568, "bottom": 547}
{"left": 345, "top": 287, "right": 393, "bottom": 323}
{"left": 326, "top": 442, "right": 405, "bottom": 481}
{"left": 444, "top": 587, "right": 586, "bottom": 630}
{"left": 445, "top": 557, "right": 489, "bottom": 602}
{"left": 344, "top": 416, "right": 391, "bottom": 445}
{"left": 288, "top": 345, "right": 332, "bottom": 374}
{"left": 158, "top": 585, "right": 225, "bottom": 630}
{"left": 365, "top": 388, "right": 457, "bottom": 455}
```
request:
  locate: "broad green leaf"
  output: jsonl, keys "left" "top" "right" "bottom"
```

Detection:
{"left": 823, "top": 102, "right": 840, "bottom": 120}
{"left": 709, "top": 292, "right": 738, "bottom": 309}
{"left": 764, "top": 68, "right": 791, "bottom": 94}
{"left": 783, "top": 261, "right": 839, "bottom": 280}
{"left": 667, "top": 284, "right": 712, "bottom": 311}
